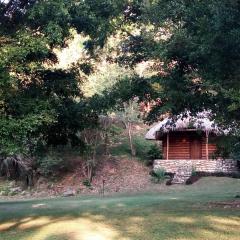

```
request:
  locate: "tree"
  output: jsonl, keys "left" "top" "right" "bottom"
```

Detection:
{"left": 109, "top": 0, "right": 240, "bottom": 157}
{"left": 127, "top": 1, "right": 240, "bottom": 124}
{"left": 117, "top": 98, "right": 140, "bottom": 157}
{"left": 0, "top": 0, "right": 128, "bottom": 181}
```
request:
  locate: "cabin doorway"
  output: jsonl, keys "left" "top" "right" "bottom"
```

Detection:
{"left": 190, "top": 138, "right": 202, "bottom": 159}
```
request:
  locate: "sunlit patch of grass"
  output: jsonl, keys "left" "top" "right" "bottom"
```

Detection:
{"left": 206, "top": 216, "right": 240, "bottom": 226}
{"left": 0, "top": 222, "right": 16, "bottom": 231}
{"left": 129, "top": 216, "right": 144, "bottom": 223}
{"left": 0, "top": 177, "right": 240, "bottom": 240}
{"left": 168, "top": 216, "right": 196, "bottom": 224}
{"left": 19, "top": 217, "right": 52, "bottom": 230}
{"left": 204, "top": 216, "right": 240, "bottom": 234}
{"left": 24, "top": 218, "right": 129, "bottom": 240}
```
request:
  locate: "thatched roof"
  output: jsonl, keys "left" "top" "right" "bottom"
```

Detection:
{"left": 145, "top": 111, "right": 228, "bottom": 140}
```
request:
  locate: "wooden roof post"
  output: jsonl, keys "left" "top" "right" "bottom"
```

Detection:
{"left": 206, "top": 131, "right": 209, "bottom": 160}
{"left": 167, "top": 132, "right": 169, "bottom": 160}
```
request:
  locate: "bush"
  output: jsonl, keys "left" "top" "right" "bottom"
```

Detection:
{"left": 109, "top": 124, "right": 124, "bottom": 136}
{"left": 147, "top": 144, "right": 162, "bottom": 160}
{"left": 134, "top": 137, "right": 151, "bottom": 159}
{"left": 82, "top": 179, "right": 92, "bottom": 188}
{"left": 191, "top": 166, "right": 197, "bottom": 176}
{"left": 38, "top": 150, "right": 68, "bottom": 177}
{"left": 145, "top": 144, "right": 162, "bottom": 166}
{"left": 151, "top": 168, "right": 168, "bottom": 184}
{"left": 110, "top": 133, "right": 162, "bottom": 166}
{"left": 110, "top": 135, "right": 157, "bottom": 161}
{"left": 0, "top": 184, "right": 11, "bottom": 196}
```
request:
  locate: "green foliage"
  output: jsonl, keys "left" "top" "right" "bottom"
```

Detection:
{"left": 0, "top": 112, "right": 55, "bottom": 156}
{"left": 37, "top": 150, "right": 68, "bottom": 177}
{"left": 232, "top": 142, "right": 240, "bottom": 162}
{"left": 133, "top": 136, "right": 156, "bottom": 161}
{"left": 0, "top": 0, "right": 147, "bottom": 181}
{"left": 0, "top": 183, "right": 11, "bottom": 196}
{"left": 0, "top": 0, "right": 127, "bottom": 163}
{"left": 1, "top": 0, "right": 240, "bottom": 180}
{"left": 191, "top": 167, "right": 197, "bottom": 177}
{"left": 147, "top": 144, "right": 162, "bottom": 161}
{"left": 101, "top": 0, "right": 240, "bottom": 128}
{"left": 82, "top": 64, "right": 133, "bottom": 97}
{"left": 151, "top": 168, "right": 168, "bottom": 184}
{"left": 110, "top": 139, "right": 130, "bottom": 156}
{"left": 82, "top": 179, "right": 92, "bottom": 188}
{"left": 109, "top": 124, "right": 124, "bottom": 136}
{"left": 211, "top": 136, "right": 240, "bottom": 160}
{"left": 110, "top": 134, "right": 157, "bottom": 162}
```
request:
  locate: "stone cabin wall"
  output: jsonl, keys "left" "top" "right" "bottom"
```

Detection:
{"left": 154, "top": 159, "right": 239, "bottom": 174}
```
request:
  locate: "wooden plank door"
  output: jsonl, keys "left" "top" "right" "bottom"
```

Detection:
{"left": 190, "top": 139, "right": 202, "bottom": 159}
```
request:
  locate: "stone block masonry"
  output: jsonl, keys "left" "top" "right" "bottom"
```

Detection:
{"left": 154, "top": 159, "right": 239, "bottom": 174}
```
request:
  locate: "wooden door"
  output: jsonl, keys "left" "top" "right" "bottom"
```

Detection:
{"left": 190, "top": 138, "right": 202, "bottom": 159}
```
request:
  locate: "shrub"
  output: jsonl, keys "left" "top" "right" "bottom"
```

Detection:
{"left": 110, "top": 135, "right": 157, "bottom": 161}
{"left": 151, "top": 168, "right": 168, "bottom": 184}
{"left": 134, "top": 136, "right": 154, "bottom": 159}
{"left": 0, "top": 185, "right": 11, "bottom": 196}
{"left": 147, "top": 144, "right": 162, "bottom": 160}
{"left": 109, "top": 124, "right": 124, "bottom": 136}
{"left": 82, "top": 179, "right": 92, "bottom": 188}
{"left": 145, "top": 144, "right": 162, "bottom": 166}
{"left": 37, "top": 150, "right": 68, "bottom": 177}
{"left": 191, "top": 166, "right": 197, "bottom": 176}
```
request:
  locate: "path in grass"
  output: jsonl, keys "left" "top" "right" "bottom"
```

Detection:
{"left": 0, "top": 177, "right": 240, "bottom": 240}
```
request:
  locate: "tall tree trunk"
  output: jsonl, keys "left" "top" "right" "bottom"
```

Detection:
{"left": 127, "top": 122, "right": 136, "bottom": 157}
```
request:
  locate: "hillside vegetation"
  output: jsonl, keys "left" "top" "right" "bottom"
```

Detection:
{"left": 0, "top": 123, "right": 161, "bottom": 199}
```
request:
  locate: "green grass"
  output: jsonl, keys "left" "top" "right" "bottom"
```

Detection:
{"left": 0, "top": 177, "right": 240, "bottom": 240}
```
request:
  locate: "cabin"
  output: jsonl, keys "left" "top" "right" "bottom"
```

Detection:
{"left": 145, "top": 112, "right": 222, "bottom": 160}
{"left": 158, "top": 130, "right": 217, "bottom": 160}
{"left": 145, "top": 112, "right": 238, "bottom": 183}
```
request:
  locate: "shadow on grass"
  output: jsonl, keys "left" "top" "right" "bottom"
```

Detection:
{"left": 1, "top": 178, "right": 240, "bottom": 240}
{"left": 0, "top": 196, "right": 240, "bottom": 240}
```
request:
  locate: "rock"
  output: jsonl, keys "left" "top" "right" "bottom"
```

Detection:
{"left": 9, "top": 181, "right": 16, "bottom": 187}
{"left": 10, "top": 187, "right": 22, "bottom": 194}
{"left": 21, "top": 191, "right": 27, "bottom": 196}
{"left": 62, "top": 189, "right": 76, "bottom": 197}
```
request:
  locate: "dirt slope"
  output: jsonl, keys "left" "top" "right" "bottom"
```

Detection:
{"left": 53, "top": 156, "right": 163, "bottom": 195}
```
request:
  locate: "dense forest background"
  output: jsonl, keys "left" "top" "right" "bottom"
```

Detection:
{"left": 0, "top": 0, "right": 240, "bottom": 186}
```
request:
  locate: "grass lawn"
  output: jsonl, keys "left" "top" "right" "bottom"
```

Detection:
{"left": 0, "top": 177, "right": 240, "bottom": 240}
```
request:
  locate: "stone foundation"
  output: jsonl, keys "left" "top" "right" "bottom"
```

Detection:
{"left": 154, "top": 159, "right": 239, "bottom": 174}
